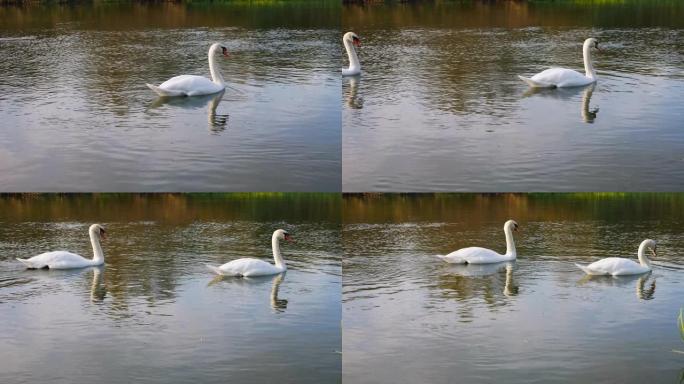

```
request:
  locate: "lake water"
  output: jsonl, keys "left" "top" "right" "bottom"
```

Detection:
{"left": 0, "top": 3, "right": 341, "bottom": 191}
{"left": 0, "top": 194, "right": 341, "bottom": 384}
{"left": 342, "top": 2, "right": 684, "bottom": 191}
{"left": 343, "top": 194, "right": 684, "bottom": 383}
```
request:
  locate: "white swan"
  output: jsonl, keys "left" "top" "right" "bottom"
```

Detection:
{"left": 518, "top": 38, "right": 599, "bottom": 88}
{"left": 17, "top": 224, "right": 107, "bottom": 269}
{"left": 342, "top": 32, "right": 361, "bottom": 76}
{"left": 576, "top": 239, "right": 656, "bottom": 276}
{"left": 146, "top": 43, "right": 229, "bottom": 97}
{"left": 206, "top": 229, "right": 293, "bottom": 277}
{"left": 437, "top": 220, "right": 519, "bottom": 264}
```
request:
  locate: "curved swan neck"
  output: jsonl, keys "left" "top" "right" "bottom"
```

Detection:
{"left": 504, "top": 226, "right": 516, "bottom": 258}
{"left": 637, "top": 241, "right": 652, "bottom": 268}
{"left": 583, "top": 41, "right": 596, "bottom": 79}
{"left": 208, "top": 45, "right": 225, "bottom": 86}
{"left": 272, "top": 233, "right": 286, "bottom": 270}
{"left": 344, "top": 38, "right": 360, "bottom": 72}
{"left": 89, "top": 229, "right": 104, "bottom": 265}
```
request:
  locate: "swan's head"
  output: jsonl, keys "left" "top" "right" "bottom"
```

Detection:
{"left": 504, "top": 220, "right": 519, "bottom": 232}
{"left": 584, "top": 38, "right": 599, "bottom": 51}
{"left": 89, "top": 224, "right": 107, "bottom": 241}
{"left": 274, "top": 229, "right": 294, "bottom": 243}
{"left": 210, "top": 43, "right": 229, "bottom": 57}
{"left": 641, "top": 239, "right": 657, "bottom": 258}
{"left": 344, "top": 32, "right": 361, "bottom": 47}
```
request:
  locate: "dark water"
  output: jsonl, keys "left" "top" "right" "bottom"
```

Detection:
{"left": 342, "top": 2, "right": 684, "bottom": 191}
{"left": 0, "top": 3, "right": 341, "bottom": 191}
{"left": 0, "top": 194, "right": 341, "bottom": 384}
{"left": 343, "top": 194, "right": 684, "bottom": 383}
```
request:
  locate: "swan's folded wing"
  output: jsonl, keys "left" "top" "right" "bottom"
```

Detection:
{"left": 518, "top": 75, "right": 554, "bottom": 88}
{"left": 16, "top": 258, "right": 39, "bottom": 269}
{"left": 206, "top": 264, "right": 224, "bottom": 275}
{"left": 575, "top": 263, "right": 602, "bottom": 275}
{"left": 146, "top": 83, "right": 184, "bottom": 97}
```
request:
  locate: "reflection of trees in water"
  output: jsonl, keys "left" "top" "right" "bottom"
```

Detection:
{"left": 0, "top": 194, "right": 341, "bottom": 225}
{"left": 343, "top": 194, "right": 684, "bottom": 228}
{"left": 430, "top": 262, "right": 518, "bottom": 319}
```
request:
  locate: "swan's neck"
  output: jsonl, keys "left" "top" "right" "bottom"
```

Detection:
{"left": 583, "top": 43, "right": 596, "bottom": 79}
{"left": 637, "top": 242, "right": 652, "bottom": 268}
{"left": 272, "top": 235, "right": 286, "bottom": 270}
{"left": 344, "top": 38, "right": 360, "bottom": 72}
{"left": 209, "top": 48, "right": 225, "bottom": 86}
{"left": 504, "top": 227, "right": 516, "bottom": 259}
{"left": 89, "top": 232, "right": 104, "bottom": 265}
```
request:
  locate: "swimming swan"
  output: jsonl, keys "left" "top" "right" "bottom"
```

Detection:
{"left": 147, "top": 43, "right": 229, "bottom": 97}
{"left": 206, "top": 229, "right": 293, "bottom": 277}
{"left": 575, "top": 239, "right": 656, "bottom": 276}
{"left": 518, "top": 38, "right": 599, "bottom": 88}
{"left": 437, "top": 220, "right": 519, "bottom": 264}
{"left": 17, "top": 224, "right": 107, "bottom": 269}
{"left": 342, "top": 32, "right": 361, "bottom": 76}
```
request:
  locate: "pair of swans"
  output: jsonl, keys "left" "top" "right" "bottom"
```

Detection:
{"left": 147, "top": 33, "right": 364, "bottom": 96}
{"left": 146, "top": 32, "right": 362, "bottom": 96}
{"left": 437, "top": 220, "right": 657, "bottom": 276}
{"left": 343, "top": 33, "right": 600, "bottom": 88}
{"left": 17, "top": 226, "right": 293, "bottom": 278}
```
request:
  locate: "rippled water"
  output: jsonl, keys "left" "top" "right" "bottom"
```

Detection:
{"left": 342, "top": 3, "right": 684, "bottom": 191}
{"left": 343, "top": 194, "right": 684, "bottom": 383}
{"left": 0, "top": 194, "right": 341, "bottom": 384}
{"left": 0, "top": 3, "right": 340, "bottom": 191}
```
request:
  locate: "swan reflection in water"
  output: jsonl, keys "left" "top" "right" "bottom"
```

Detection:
{"left": 149, "top": 90, "right": 229, "bottom": 133}
{"left": 440, "top": 261, "right": 519, "bottom": 297}
{"left": 208, "top": 272, "right": 288, "bottom": 312}
{"left": 577, "top": 272, "right": 656, "bottom": 300}
{"left": 523, "top": 83, "right": 599, "bottom": 123}
{"left": 19, "top": 265, "right": 107, "bottom": 302}
{"left": 89, "top": 266, "right": 107, "bottom": 303}
{"left": 345, "top": 75, "right": 363, "bottom": 109}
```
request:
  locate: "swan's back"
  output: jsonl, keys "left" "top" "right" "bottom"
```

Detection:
{"left": 581, "top": 257, "right": 648, "bottom": 276}
{"left": 531, "top": 68, "right": 594, "bottom": 87}
{"left": 18, "top": 251, "right": 92, "bottom": 269}
{"left": 218, "top": 258, "right": 281, "bottom": 277}
{"left": 441, "top": 247, "right": 508, "bottom": 264}
{"left": 159, "top": 75, "right": 224, "bottom": 96}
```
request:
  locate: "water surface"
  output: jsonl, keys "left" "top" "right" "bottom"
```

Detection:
{"left": 0, "top": 194, "right": 341, "bottom": 384}
{"left": 342, "top": 2, "right": 684, "bottom": 191}
{"left": 0, "top": 3, "right": 341, "bottom": 191}
{"left": 343, "top": 194, "right": 684, "bottom": 383}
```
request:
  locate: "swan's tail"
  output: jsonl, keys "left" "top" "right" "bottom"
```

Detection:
{"left": 146, "top": 83, "right": 184, "bottom": 97}
{"left": 205, "top": 264, "right": 224, "bottom": 275}
{"left": 16, "top": 258, "right": 36, "bottom": 269}
{"left": 575, "top": 263, "right": 599, "bottom": 275}
{"left": 435, "top": 254, "right": 467, "bottom": 264}
{"left": 517, "top": 75, "right": 554, "bottom": 88}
